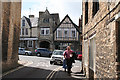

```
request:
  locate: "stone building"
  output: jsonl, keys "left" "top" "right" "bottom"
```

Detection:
{"left": 53, "top": 15, "right": 81, "bottom": 51}
{"left": 38, "top": 9, "right": 60, "bottom": 51}
{"left": 20, "top": 15, "right": 38, "bottom": 53}
{"left": 0, "top": 1, "right": 21, "bottom": 72}
{"left": 82, "top": 0, "right": 120, "bottom": 79}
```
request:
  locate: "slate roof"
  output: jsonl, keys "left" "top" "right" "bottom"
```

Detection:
{"left": 23, "top": 16, "right": 38, "bottom": 28}
{"left": 23, "top": 16, "right": 32, "bottom": 28}
{"left": 30, "top": 17, "right": 38, "bottom": 27}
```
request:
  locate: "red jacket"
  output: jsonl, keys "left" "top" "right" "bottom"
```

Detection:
{"left": 63, "top": 50, "right": 74, "bottom": 59}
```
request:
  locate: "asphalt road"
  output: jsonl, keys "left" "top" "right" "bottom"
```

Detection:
{"left": 2, "top": 55, "right": 82, "bottom": 80}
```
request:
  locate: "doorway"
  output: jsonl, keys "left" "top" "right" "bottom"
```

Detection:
{"left": 39, "top": 41, "right": 50, "bottom": 49}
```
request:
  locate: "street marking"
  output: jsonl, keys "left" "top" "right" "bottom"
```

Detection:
{"left": 49, "top": 67, "right": 61, "bottom": 80}
{"left": 2, "top": 61, "right": 33, "bottom": 77}
{"left": 46, "top": 66, "right": 61, "bottom": 80}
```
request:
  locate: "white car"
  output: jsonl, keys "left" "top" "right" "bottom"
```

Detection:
{"left": 25, "top": 50, "right": 32, "bottom": 55}
{"left": 50, "top": 50, "right": 64, "bottom": 65}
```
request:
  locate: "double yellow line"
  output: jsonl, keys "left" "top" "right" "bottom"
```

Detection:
{"left": 46, "top": 67, "right": 61, "bottom": 80}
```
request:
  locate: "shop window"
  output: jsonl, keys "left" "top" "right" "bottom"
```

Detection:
{"left": 28, "top": 41, "right": 32, "bottom": 47}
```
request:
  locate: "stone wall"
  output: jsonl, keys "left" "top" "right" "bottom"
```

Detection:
{"left": 1, "top": 2, "right": 21, "bottom": 73}
{"left": 82, "top": 1, "right": 120, "bottom": 79}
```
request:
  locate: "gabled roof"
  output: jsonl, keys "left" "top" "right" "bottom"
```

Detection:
{"left": 24, "top": 16, "right": 32, "bottom": 28}
{"left": 53, "top": 14, "right": 82, "bottom": 34}
{"left": 23, "top": 16, "right": 38, "bottom": 28}
{"left": 45, "top": 8, "right": 50, "bottom": 14}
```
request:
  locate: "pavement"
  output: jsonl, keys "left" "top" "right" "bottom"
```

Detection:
{"left": 52, "top": 60, "right": 86, "bottom": 80}
{"left": 70, "top": 62, "right": 85, "bottom": 79}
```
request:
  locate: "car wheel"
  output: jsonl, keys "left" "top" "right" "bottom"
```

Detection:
{"left": 25, "top": 52, "right": 28, "bottom": 56}
{"left": 49, "top": 54, "right": 51, "bottom": 57}
{"left": 50, "top": 61, "right": 53, "bottom": 64}
{"left": 37, "top": 53, "right": 41, "bottom": 57}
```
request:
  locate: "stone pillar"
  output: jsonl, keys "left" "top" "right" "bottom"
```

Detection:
{"left": 50, "top": 42, "right": 54, "bottom": 51}
{"left": 1, "top": 1, "right": 21, "bottom": 73}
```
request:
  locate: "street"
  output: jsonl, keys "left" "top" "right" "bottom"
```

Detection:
{"left": 2, "top": 55, "right": 83, "bottom": 80}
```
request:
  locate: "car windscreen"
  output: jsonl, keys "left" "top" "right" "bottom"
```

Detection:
{"left": 76, "top": 51, "right": 82, "bottom": 54}
{"left": 53, "top": 51, "right": 63, "bottom": 55}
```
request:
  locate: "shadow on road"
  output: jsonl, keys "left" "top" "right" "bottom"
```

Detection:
{"left": 2, "top": 65, "right": 84, "bottom": 80}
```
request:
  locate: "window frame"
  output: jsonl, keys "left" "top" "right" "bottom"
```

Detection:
{"left": 22, "top": 20, "right": 25, "bottom": 27}
{"left": 22, "top": 28, "right": 24, "bottom": 35}
{"left": 57, "top": 28, "right": 62, "bottom": 38}
{"left": 64, "top": 29, "right": 69, "bottom": 37}
{"left": 85, "top": 1, "right": 88, "bottom": 25}
{"left": 92, "top": 0, "right": 99, "bottom": 17}
{"left": 26, "top": 28, "right": 28, "bottom": 35}
{"left": 28, "top": 40, "right": 33, "bottom": 48}
{"left": 71, "top": 29, "right": 76, "bottom": 38}
{"left": 40, "top": 28, "right": 50, "bottom": 35}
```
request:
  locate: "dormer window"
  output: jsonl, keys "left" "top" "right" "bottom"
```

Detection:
{"left": 43, "top": 18, "right": 49, "bottom": 23}
{"left": 22, "top": 20, "right": 25, "bottom": 26}
{"left": 92, "top": 0, "right": 99, "bottom": 17}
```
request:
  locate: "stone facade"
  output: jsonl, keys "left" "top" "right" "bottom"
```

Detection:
{"left": 38, "top": 9, "right": 60, "bottom": 51}
{"left": 82, "top": 1, "right": 120, "bottom": 79}
{"left": 0, "top": 1, "right": 21, "bottom": 72}
{"left": 20, "top": 15, "right": 38, "bottom": 53}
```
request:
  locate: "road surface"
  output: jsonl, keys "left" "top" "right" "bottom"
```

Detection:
{"left": 2, "top": 55, "right": 83, "bottom": 80}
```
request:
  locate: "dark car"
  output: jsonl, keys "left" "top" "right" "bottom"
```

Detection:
{"left": 35, "top": 48, "right": 52, "bottom": 57}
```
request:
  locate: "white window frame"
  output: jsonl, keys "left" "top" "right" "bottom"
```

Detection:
{"left": 89, "top": 37, "right": 96, "bottom": 72}
{"left": 46, "top": 28, "right": 50, "bottom": 35}
{"left": 41, "top": 28, "right": 44, "bottom": 35}
{"left": 64, "top": 29, "right": 69, "bottom": 37}
{"left": 22, "top": 19, "right": 25, "bottom": 27}
{"left": 26, "top": 28, "right": 28, "bottom": 35}
{"left": 57, "top": 28, "right": 62, "bottom": 37}
{"left": 71, "top": 29, "right": 76, "bottom": 37}
{"left": 40, "top": 28, "right": 50, "bottom": 35}
{"left": 22, "top": 28, "right": 24, "bottom": 35}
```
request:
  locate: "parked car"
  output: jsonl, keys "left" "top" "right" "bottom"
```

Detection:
{"left": 35, "top": 48, "right": 52, "bottom": 57}
{"left": 18, "top": 48, "right": 32, "bottom": 55}
{"left": 76, "top": 51, "right": 82, "bottom": 60}
{"left": 18, "top": 48, "right": 25, "bottom": 55}
{"left": 50, "top": 50, "right": 64, "bottom": 65}
{"left": 25, "top": 50, "right": 32, "bottom": 56}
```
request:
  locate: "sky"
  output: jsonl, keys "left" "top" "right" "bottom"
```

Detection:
{"left": 21, "top": 0, "right": 82, "bottom": 25}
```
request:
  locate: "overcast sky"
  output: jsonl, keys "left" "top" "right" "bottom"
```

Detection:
{"left": 21, "top": 0, "right": 82, "bottom": 25}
